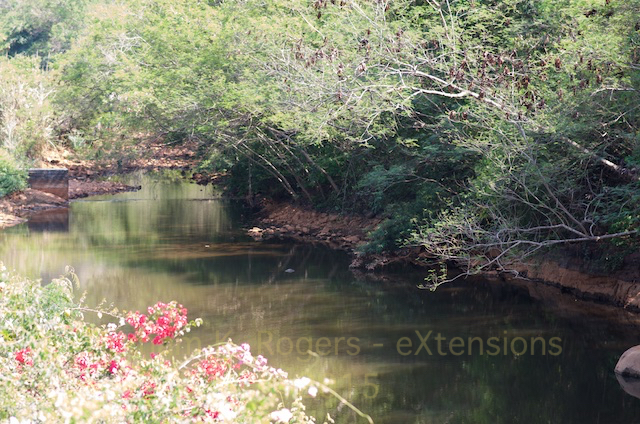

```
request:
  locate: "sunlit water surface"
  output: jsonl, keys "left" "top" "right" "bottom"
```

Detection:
{"left": 2, "top": 172, "right": 640, "bottom": 423}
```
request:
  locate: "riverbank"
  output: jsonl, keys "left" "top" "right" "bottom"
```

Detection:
{"left": 0, "top": 140, "right": 204, "bottom": 230}
{"left": 248, "top": 197, "right": 640, "bottom": 311}
{"left": 1, "top": 179, "right": 136, "bottom": 227}
{"left": 0, "top": 180, "right": 139, "bottom": 229}
{"left": 4, "top": 157, "right": 639, "bottom": 313}
{"left": 247, "top": 197, "right": 434, "bottom": 269}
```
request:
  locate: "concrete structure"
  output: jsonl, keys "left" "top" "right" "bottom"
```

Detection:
{"left": 27, "top": 168, "right": 69, "bottom": 200}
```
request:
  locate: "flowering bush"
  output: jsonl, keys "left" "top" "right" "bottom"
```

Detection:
{"left": 0, "top": 264, "right": 369, "bottom": 422}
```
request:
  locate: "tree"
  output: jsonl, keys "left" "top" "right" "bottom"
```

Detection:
{"left": 0, "top": 0, "right": 91, "bottom": 57}
{"left": 55, "top": 0, "right": 640, "bottom": 278}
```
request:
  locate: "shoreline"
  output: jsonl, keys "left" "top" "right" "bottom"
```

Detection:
{"left": 0, "top": 140, "right": 202, "bottom": 230}
{"left": 247, "top": 197, "right": 640, "bottom": 312}
{"left": 3, "top": 166, "right": 638, "bottom": 313}
{"left": 0, "top": 179, "right": 140, "bottom": 230}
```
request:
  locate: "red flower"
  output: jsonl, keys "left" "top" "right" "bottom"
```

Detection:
{"left": 105, "top": 331, "right": 127, "bottom": 353}
{"left": 15, "top": 347, "right": 33, "bottom": 366}
{"left": 206, "top": 410, "right": 220, "bottom": 419}
{"left": 140, "top": 381, "right": 156, "bottom": 397}
{"left": 126, "top": 301, "right": 189, "bottom": 345}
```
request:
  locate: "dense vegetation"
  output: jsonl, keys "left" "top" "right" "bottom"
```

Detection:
{"left": 1, "top": 0, "right": 639, "bottom": 277}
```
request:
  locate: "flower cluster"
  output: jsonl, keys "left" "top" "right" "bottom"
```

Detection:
{"left": 125, "top": 301, "right": 189, "bottom": 345}
{"left": 14, "top": 347, "right": 33, "bottom": 366}
{"left": 104, "top": 330, "right": 127, "bottom": 352}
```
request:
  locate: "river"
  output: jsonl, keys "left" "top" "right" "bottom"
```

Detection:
{"left": 1, "top": 171, "right": 640, "bottom": 423}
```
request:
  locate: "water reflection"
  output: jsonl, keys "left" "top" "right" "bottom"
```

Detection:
{"left": 1, "top": 172, "right": 640, "bottom": 423}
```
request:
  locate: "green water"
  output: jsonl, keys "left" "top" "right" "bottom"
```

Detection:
{"left": 2, "top": 172, "right": 640, "bottom": 423}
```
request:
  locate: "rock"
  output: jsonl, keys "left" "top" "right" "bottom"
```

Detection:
{"left": 615, "top": 346, "right": 640, "bottom": 378}
{"left": 0, "top": 213, "right": 27, "bottom": 229}
{"left": 248, "top": 227, "right": 264, "bottom": 240}
{"left": 616, "top": 372, "right": 640, "bottom": 400}
{"left": 343, "top": 235, "right": 361, "bottom": 245}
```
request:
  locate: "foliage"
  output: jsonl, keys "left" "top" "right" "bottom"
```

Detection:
{"left": 0, "top": 150, "right": 27, "bottom": 197}
{"left": 0, "top": 0, "right": 91, "bottom": 57}
{"left": 0, "top": 264, "right": 367, "bottom": 422}
{"left": 2, "top": 0, "right": 639, "bottom": 275}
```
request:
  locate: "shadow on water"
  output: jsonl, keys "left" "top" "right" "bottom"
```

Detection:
{"left": 1, "top": 171, "right": 640, "bottom": 423}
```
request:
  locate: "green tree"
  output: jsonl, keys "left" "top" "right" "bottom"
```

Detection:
{"left": 0, "top": 0, "right": 91, "bottom": 57}
{"left": 54, "top": 0, "right": 640, "bottom": 276}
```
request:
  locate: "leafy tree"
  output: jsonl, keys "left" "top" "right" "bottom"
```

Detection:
{"left": 53, "top": 0, "right": 640, "bottom": 276}
{"left": 0, "top": 0, "right": 91, "bottom": 57}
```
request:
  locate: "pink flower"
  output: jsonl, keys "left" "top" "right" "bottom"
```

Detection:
{"left": 206, "top": 410, "right": 220, "bottom": 419}
{"left": 195, "top": 356, "right": 228, "bottom": 381}
{"left": 108, "top": 360, "right": 119, "bottom": 374}
{"left": 255, "top": 355, "right": 268, "bottom": 368}
{"left": 140, "top": 381, "right": 156, "bottom": 396}
{"left": 105, "top": 331, "right": 127, "bottom": 353}
{"left": 127, "top": 301, "right": 189, "bottom": 345}
{"left": 75, "top": 352, "right": 90, "bottom": 370}
{"left": 15, "top": 348, "right": 33, "bottom": 366}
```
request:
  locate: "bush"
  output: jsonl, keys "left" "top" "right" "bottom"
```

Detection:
{"left": 0, "top": 264, "right": 368, "bottom": 422}
{"left": 0, "top": 151, "right": 27, "bottom": 197}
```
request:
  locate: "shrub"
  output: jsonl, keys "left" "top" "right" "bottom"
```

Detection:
{"left": 0, "top": 151, "right": 27, "bottom": 197}
{"left": 0, "top": 264, "right": 367, "bottom": 422}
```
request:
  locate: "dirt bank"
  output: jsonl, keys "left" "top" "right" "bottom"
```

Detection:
{"left": 247, "top": 198, "right": 435, "bottom": 269}
{"left": 509, "top": 252, "right": 640, "bottom": 310}
{"left": 247, "top": 198, "right": 382, "bottom": 250}
{"left": 249, "top": 198, "right": 640, "bottom": 311}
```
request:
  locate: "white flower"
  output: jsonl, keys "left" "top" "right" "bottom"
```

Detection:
{"left": 308, "top": 386, "right": 318, "bottom": 397}
{"left": 270, "top": 408, "right": 293, "bottom": 423}
{"left": 293, "top": 377, "right": 311, "bottom": 389}
{"left": 219, "top": 405, "right": 237, "bottom": 421}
